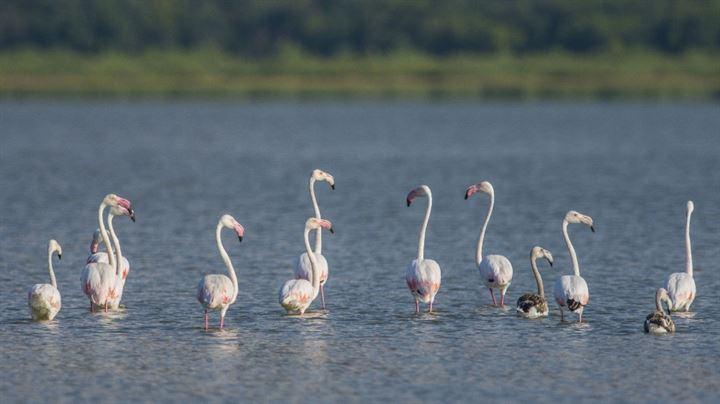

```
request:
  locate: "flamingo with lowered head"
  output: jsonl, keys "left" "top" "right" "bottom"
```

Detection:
{"left": 28, "top": 240, "right": 63, "bottom": 321}
{"left": 294, "top": 169, "right": 334, "bottom": 310}
{"left": 197, "top": 214, "right": 245, "bottom": 330}
{"left": 405, "top": 185, "right": 441, "bottom": 313}
{"left": 80, "top": 193, "right": 134, "bottom": 312}
{"left": 666, "top": 201, "right": 697, "bottom": 312}
{"left": 553, "top": 210, "right": 595, "bottom": 322}
{"left": 280, "top": 218, "right": 334, "bottom": 316}
{"left": 644, "top": 288, "right": 675, "bottom": 334}
{"left": 516, "top": 246, "right": 554, "bottom": 318}
{"left": 465, "top": 181, "right": 513, "bottom": 306}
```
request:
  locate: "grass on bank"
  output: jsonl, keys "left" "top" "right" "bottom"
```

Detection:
{"left": 1, "top": 48, "right": 719, "bottom": 99}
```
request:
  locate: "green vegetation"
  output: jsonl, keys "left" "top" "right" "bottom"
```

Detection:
{"left": 1, "top": 0, "right": 719, "bottom": 99}
{"left": 2, "top": 48, "right": 718, "bottom": 99}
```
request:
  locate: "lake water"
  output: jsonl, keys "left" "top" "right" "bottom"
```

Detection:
{"left": 1, "top": 101, "right": 718, "bottom": 402}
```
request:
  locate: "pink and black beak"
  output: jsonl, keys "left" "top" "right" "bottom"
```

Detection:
{"left": 590, "top": 225, "right": 595, "bottom": 233}
{"left": 117, "top": 197, "right": 135, "bottom": 222}
{"left": 234, "top": 224, "right": 245, "bottom": 242}
{"left": 464, "top": 184, "right": 479, "bottom": 200}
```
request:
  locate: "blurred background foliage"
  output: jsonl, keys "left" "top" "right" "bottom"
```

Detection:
{"left": 1, "top": 0, "right": 719, "bottom": 99}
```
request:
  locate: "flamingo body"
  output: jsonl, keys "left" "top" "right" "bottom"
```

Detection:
{"left": 479, "top": 254, "right": 513, "bottom": 304}
{"left": 81, "top": 262, "right": 117, "bottom": 310}
{"left": 294, "top": 252, "right": 328, "bottom": 308}
{"left": 516, "top": 293, "right": 548, "bottom": 318}
{"left": 279, "top": 279, "right": 315, "bottom": 314}
{"left": 665, "top": 272, "right": 696, "bottom": 312}
{"left": 406, "top": 259, "right": 441, "bottom": 306}
{"left": 554, "top": 274, "right": 589, "bottom": 321}
{"left": 28, "top": 284, "right": 61, "bottom": 321}
{"left": 197, "top": 274, "right": 236, "bottom": 313}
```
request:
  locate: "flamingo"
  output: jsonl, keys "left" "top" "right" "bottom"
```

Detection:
{"left": 27, "top": 240, "right": 63, "bottom": 321}
{"left": 516, "top": 246, "right": 554, "bottom": 318}
{"left": 106, "top": 209, "right": 134, "bottom": 310}
{"left": 666, "top": 201, "right": 697, "bottom": 312}
{"left": 405, "top": 185, "right": 441, "bottom": 313}
{"left": 280, "top": 218, "right": 334, "bottom": 316}
{"left": 553, "top": 210, "right": 595, "bottom": 322}
{"left": 80, "top": 194, "right": 134, "bottom": 312}
{"left": 644, "top": 288, "right": 676, "bottom": 334}
{"left": 465, "top": 181, "right": 513, "bottom": 306}
{"left": 196, "top": 214, "right": 245, "bottom": 330}
{"left": 294, "top": 169, "right": 334, "bottom": 310}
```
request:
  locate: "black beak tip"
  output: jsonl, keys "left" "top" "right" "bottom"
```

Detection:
{"left": 549, "top": 261, "right": 553, "bottom": 267}
{"left": 58, "top": 254, "right": 62, "bottom": 260}
{"left": 406, "top": 200, "right": 411, "bottom": 207}
{"left": 330, "top": 184, "right": 335, "bottom": 190}
{"left": 590, "top": 225, "right": 596, "bottom": 233}
{"left": 464, "top": 192, "right": 469, "bottom": 200}
{"left": 238, "top": 236, "right": 243, "bottom": 242}
{"left": 329, "top": 227, "right": 335, "bottom": 234}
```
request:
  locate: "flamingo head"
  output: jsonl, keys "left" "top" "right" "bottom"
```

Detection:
{"left": 220, "top": 214, "right": 245, "bottom": 242}
{"left": 656, "top": 288, "right": 672, "bottom": 311}
{"left": 312, "top": 169, "right": 335, "bottom": 190}
{"left": 48, "top": 239, "right": 62, "bottom": 260}
{"left": 687, "top": 200, "right": 694, "bottom": 215}
{"left": 406, "top": 185, "right": 431, "bottom": 207}
{"left": 565, "top": 210, "right": 595, "bottom": 232}
{"left": 104, "top": 194, "right": 135, "bottom": 222}
{"left": 306, "top": 217, "right": 334, "bottom": 234}
{"left": 464, "top": 181, "right": 494, "bottom": 200}
{"left": 90, "top": 229, "right": 101, "bottom": 254}
{"left": 531, "top": 246, "right": 553, "bottom": 267}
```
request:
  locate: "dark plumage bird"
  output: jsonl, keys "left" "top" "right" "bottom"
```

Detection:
{"left": 516, "top": 246, "right": 554, "bottom": 318}
{"left": 644, "top": 288, "right": 675, "bottom": 334}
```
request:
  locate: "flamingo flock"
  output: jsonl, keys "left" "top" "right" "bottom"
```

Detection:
{"left": 24, "top": 171, "right": 699, "bottom": 335}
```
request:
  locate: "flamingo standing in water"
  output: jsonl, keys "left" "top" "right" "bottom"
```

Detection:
{"left": 294, "top": 169, "right": 334, "bottom": 309}
{"left": 28, "top": 240, "right": 63, "bottom": 321}
{"left": 197, "top": 214, "right": 245, "bottom": 330}
{"left": 666, "top": 201, "right": 697, "bottom": 312}
{"left": 644, "top": 288, "right": 675, "bottom": 334}
{"left": 516, "top": 246, "right": 554, "bottom": 318}
{"left": 465, "top": 181, "right": 513, "bottom": 306}
{"left": 280, "top": 218, "right": 334, "bottom": 315}
{"left": 405, "top": 185, "right": 441, "bottom": 313}
{"left": 80, "top": 194, "right": 134, "bottom": 312}
{"left": 553, "top": 211, "right": 595, "bottom": 322}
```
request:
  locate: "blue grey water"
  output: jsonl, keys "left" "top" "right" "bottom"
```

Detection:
{"left": 0, "top": 101, "right": 718, "bottom": 402}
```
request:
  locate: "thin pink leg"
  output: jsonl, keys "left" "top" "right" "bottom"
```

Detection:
{"left": 320, "top": 285, "right": 326, "bottom": 310}
{"left": 578, "top": 313, "right": 582, "bottom": 323}
{"left": 90, "top": 302, "right": 94, "bottom": 313}
{"left": 104, "top": 302, "right": 108, "bottom": 313}
{"left": 500, "top": 291, "right": 505, "bottom": 306}
{"left": 415, "top": 300, "right": 420, "bottom": 314}
{"left": 489, "top": 288, "right": 497, "bottom": 306}
{"left": 204, "top": 310, "right": 208, "bottom": 330}
{"left": 429, "top": 300, "right": 433, "bottom": 313}
{"left": 220, "top": 315, "right": 224, "bottom": 329}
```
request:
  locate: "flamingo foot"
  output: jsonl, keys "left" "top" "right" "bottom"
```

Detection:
{"left": 489, "top": 288, "right": 497, "bottom": 306}
{"left": 204, "top": 311, "right": 208, "bottom": 330}
{"left": 320, "top": 284, "right": 326, "bottom": 310}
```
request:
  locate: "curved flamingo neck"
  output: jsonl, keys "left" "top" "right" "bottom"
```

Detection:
{"left": 304, "top": 226, "right": 321, "bottom": 298}
{"left": 107, "top": 214, "right": 123, "bottom": 276}
{"left": 47, "top": 249, "right": 57, "bottom": 289}
{"left": 309, "top": 177, "right": 322, "bottom": 254}
{"left": 530, "top": 254, "right": 544, "bottom": 298}
{"left": 98, "top": 202, "right": 116, "bottom": 270}
{"left": 476, "top": 191, "right": 494, "bottom": 265}
{"left": 216, "top": 222, "right": 238, "bottom": 302}
{"left": 417, "top": 188, "right": 432, "bottom": 261}
{"left": 655, "top": 290, "right": 666, "bottom": 313}
{"left": 685, "top": 208, "right": 693, "bottom": 277}
{"left": 563, "top": 220, "right": 580, "bottom": 276}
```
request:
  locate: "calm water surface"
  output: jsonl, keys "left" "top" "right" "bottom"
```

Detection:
{"left": 1, "top": 101, "right": 719, "bottom": 402}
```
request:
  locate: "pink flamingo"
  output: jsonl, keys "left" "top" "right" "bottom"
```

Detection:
{"left": 280, "top": 218, "right": 334, "bottom": 316}
{"left": 405, "top": 185, "right": 442, "bottom": 313}
{"left": 553, "top": 210, "right": 595, "bottom": 322}
{"left": 80, "top": 194, "right": 134, "bottom": 312}
{"left": 196, "top": 214, "right": 245, "bottom": 330}
{"left": 28, "top": 240, "right": 63, "bottom": 321}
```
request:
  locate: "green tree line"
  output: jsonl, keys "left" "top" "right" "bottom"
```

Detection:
{"left": 1, "top": 0, "right": 719, "bottom": 56}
